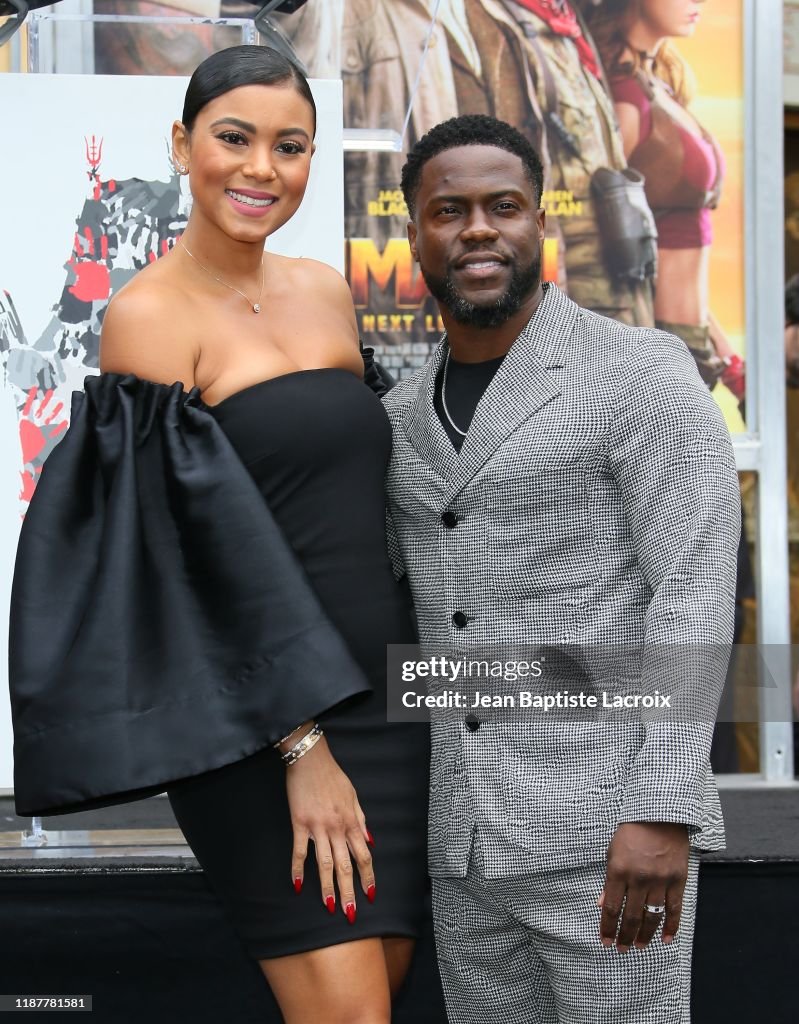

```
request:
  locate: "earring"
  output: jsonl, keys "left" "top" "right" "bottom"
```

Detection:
{"left": 175, "top": 160, "right": 188, "bottom": 174}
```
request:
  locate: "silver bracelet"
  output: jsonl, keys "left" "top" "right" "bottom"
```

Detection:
{"left": 273, "top": 724, "right": 305, "bottom": 749}
{"left": 280, "top": 723, "right": 324, "bottom": 766}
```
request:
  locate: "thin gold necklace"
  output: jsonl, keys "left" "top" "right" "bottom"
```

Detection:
{"left": 179, "top": 240, "right": 265, "bottom": 313}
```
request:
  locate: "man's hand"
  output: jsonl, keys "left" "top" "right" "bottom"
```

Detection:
{"left": 599, "top": 822, "right": 689, "bottom": 952}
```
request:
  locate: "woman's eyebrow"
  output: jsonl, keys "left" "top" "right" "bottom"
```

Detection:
{"left": 209, "top": 116, "right": 256, "bottom": 132}
{"left": 208, "top": 119, "right": 311, "bottom": 142}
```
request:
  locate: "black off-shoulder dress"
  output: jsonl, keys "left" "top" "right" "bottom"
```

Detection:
{"left": 9, "top": 362, "right": 429, "bottom": 957}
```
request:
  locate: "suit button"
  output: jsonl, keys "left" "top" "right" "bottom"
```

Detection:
{"left": 441, "top": 509, "right": 459, "bottom": 529}
{"left": 465, "top": 714, "right": 480, "bottom": 732}
{"left": 452, "top": 611, "right": 468, "bottom": 628}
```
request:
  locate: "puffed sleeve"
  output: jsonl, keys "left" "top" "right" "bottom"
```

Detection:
{"left": 360, "top": 343, "right": 396, "bottom": 397}
{"left": 9, "top": 373, "right": 371, "bottom": 816}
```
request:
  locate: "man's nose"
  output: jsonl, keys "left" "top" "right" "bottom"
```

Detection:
{"left": 460, "top": 210, "right": 499, "bottom": 242}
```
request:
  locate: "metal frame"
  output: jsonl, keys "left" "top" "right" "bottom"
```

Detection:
{"left": 733, "top": 0, "right": 795, "bottom": 782}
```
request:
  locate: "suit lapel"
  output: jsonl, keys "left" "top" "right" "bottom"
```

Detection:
{"left": 401, "top": 285, "right": 581, "bottom": 492}
{"left": 444, "top": 285, "right": 580, "bottom": 501}
{"left": 402, "top": 338, "right": 458, "bottom": 482}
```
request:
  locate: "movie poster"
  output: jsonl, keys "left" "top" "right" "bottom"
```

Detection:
{"left": 85, "top": 1, "right": 745, "bottom": 429}
{"left": 267, "top": 1, "right": 743, "bottom": 426}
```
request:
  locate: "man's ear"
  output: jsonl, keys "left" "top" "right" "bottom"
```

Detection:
{"left": 536, "top": 207, "right": 546, "bottom": 241}
{"left": 407, "top": 220, "right": 419, "bottom": 263}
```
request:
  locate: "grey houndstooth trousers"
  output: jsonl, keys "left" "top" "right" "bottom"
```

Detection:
{"left": 433, "top": 832, "right": 699, "bottom": 1024}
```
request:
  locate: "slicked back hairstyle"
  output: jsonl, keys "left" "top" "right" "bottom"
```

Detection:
{"left": 182, "top": 45, "right": 316, "bottom": 136}
{"left": 787, "top": 274, "right": 799, "bottom": 326}
{"left": 401, "top": 114, "right": 544, "bottom": 219}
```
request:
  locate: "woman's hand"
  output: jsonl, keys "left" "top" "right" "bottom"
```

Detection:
{"left": 283, "top": 732, "right": 375, "bottom": 923}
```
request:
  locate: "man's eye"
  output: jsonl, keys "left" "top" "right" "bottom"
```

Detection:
{"left": 496, "top": 201, "right": 518, "bottom": 211}
{"left": 218, "top": 131, "right": 246, "bottom": 145}
{"left": 437, "top": 206, "right": 459, "bottom": 216}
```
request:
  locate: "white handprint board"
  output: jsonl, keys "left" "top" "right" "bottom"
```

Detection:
{"left": 0, "top": 72, "right": 345, "bottom": 794}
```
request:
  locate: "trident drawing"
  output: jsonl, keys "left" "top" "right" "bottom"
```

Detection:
{"left": 84, "top": 134, "right": 104, "bottom": 182}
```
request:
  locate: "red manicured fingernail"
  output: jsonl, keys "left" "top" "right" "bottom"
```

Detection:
{"left": 345, "top": 902, "right": 356, "bottom": 924}
{"left": 366, "top": 829, "right": 375, "bottom": 846}
{"left": 293, "top": 877, "right": 302, "bottom": 894}
{"left": 367, "top": 883, "right": 376, "bottom": 903}
{"left": 325, "top": 895, "right": 335, "bottom": 914}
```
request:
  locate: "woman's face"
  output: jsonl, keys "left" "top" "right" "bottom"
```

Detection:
{"left": 173, "top": 82, "right": 315, "bottom": 244}
{"left": 637, "top": 0, "right": 705, "bottom": 40}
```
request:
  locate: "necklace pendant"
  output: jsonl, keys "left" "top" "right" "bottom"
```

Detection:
{"left": 253, "top": 303, "right": 261, "bottom": 314}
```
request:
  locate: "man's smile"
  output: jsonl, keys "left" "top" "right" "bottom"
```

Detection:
{"left": 454, "top": 251, "right": 509, "bottom": 280}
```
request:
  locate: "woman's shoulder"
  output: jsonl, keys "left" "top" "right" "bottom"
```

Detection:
{"left": 610, "top": 71, "right": 650, "bottom": 109}
{"left": 100, "top": 260, "right": 198, "bottom": 386}
{"left": 266, "top": 254, "right": 356, "bottom": 328}
{"left": 106, "top": 261, "right": 175, "bottom": 318}
{"left": 268, "top": 252, "right": 349, "bottom": 292}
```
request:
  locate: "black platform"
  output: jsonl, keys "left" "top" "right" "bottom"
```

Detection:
{"left": 1, "top": 787, "right": 797, "bottom": 1023}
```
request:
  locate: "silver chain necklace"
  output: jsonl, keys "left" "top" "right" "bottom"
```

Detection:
{"left": 180, "top": 240, "right": 265, "bottom": 313}
{"left": 441, "top": 349, "right": 468, "bottom": 437}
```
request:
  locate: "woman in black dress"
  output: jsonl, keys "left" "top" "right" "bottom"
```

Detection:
{"left": 9, "top": 46, "right": 428, "bottom": 1022}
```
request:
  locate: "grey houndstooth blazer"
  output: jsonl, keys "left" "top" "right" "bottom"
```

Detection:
{"left": 383, "top": 283, "right": 740, "bottom": 879}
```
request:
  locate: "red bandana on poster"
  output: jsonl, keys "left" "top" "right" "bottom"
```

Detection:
{"left": 515, "top": 0, "right": 601, "bottom": 78}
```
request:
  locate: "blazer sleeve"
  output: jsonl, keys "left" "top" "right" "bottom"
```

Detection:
{"left": 9, "top": 373, "right": 371, "bottom": 816}
{"left": 607, "top": 331, "right": 740, "bottom": 836}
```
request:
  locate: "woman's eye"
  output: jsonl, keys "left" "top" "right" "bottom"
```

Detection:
{"left": 218, "top": 131, "right": 246, "bottom": 145}
{"left": 278, "top": 141, "right": 306, "bottom": 155}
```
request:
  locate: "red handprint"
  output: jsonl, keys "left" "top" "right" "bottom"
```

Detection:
{"left": 18, "top": 387, "right": 69, "bottom": 504}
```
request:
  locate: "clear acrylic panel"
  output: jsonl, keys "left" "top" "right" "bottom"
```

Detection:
{"left": 27, "top": 11, "right": 257, "bottom": 75}
{"left": 25, "top": 3, "right": 442, "bottom": 153}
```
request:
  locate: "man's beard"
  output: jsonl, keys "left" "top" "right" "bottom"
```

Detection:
{"left": 420, "top": 251, "right": 541, "bottom": 329}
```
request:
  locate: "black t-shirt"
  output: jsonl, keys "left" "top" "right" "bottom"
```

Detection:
{"left": 434, "top": 350, "right": 506, "bottom": 452}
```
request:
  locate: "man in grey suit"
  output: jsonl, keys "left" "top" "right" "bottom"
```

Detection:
{"left": 383, "top": 114, "right": 740, "bottom": 1023}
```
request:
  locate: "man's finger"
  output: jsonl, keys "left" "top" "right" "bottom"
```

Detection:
{"left": 662, "top": 884, "right": 684, "bottom": 944}
{"left": 634, "top": 894, "right": 666, "bottom": 950}
{"left": 599, "top": 877, "right": 626, "bottom": 947}
{"left": 615, "top": 886, "right": 646, "bottom": 951}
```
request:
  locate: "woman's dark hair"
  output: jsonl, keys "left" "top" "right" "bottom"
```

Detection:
{"left": 182, "top": 45, "right": 316, "bottom": 135}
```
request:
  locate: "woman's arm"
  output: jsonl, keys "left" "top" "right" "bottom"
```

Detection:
{"left": 707, "top": 311, "right": 734, "bottom": 359}
{"left": 709, "top": 310, "right": 746, "bottom": 403}
{"left": 614, "top": 100, "right": 642, "bottom": 160}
